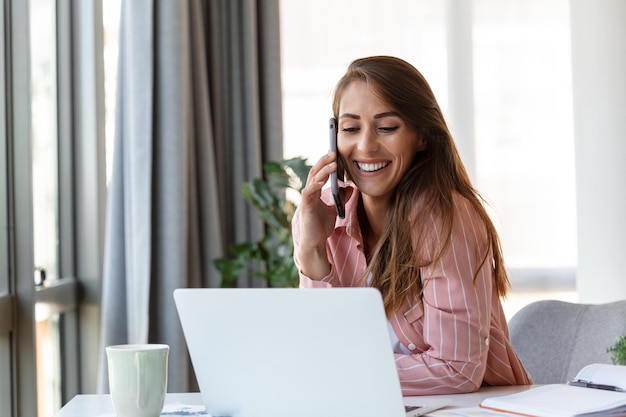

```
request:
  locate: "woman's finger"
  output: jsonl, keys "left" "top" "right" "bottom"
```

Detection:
{"left": 304, "top": 152, "right": 336, "bottom": 187}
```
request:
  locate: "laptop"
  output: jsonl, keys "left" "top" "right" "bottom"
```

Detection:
{"left": 173, "top": 287, "right": 449, "bottom": 417}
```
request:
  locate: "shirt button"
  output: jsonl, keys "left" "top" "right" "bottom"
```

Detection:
{"left": 408, "top": 343, "right": 416, "bottom": 350}
{"left": 485, "top": 337, "right": 490, "bottom": 346}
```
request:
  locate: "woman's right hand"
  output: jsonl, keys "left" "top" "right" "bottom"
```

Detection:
{"left": 296, "top": 152, "right": 343, "bottom": 279}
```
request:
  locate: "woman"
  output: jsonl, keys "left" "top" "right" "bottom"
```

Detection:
{"left": 292, "top": 56, "right": 532, "bottom": 395}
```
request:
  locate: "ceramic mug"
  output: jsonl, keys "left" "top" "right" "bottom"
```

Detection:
{"left": 106, "top": 344, "right": 169, "bottom": 417}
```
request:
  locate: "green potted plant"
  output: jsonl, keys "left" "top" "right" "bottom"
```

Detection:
{"left": 213, "top": 157, "right": 311, "bottom": 288}
{"left": 607, "top": 335, "right": 626, "bottom": 366}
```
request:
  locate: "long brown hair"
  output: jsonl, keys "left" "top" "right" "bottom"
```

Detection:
{"left": 332, "top": 56, "right": 510, "bottom": 316}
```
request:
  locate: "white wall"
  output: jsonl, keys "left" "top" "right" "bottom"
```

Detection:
{"left": 571, "top": 0, "right": 626, "bottom": 302}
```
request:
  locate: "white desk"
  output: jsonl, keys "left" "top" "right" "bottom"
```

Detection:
{"left": 54, "top": 393, "right": 204, "bottom": 417}
{"left": 405, "top": 385, "right": 532, "bottom": 409}
{"left": 54, "top": 386, "right": 531, "bottom": 416}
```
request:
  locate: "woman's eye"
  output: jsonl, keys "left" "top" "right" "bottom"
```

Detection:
{"left": 341, "top": 127, "right": 359, "bottom": 133}
{"left": 379, "top": 126, "right": 399, "bottom": 133}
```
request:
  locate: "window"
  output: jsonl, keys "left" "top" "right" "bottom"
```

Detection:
{"left": 1, "top": 0, "right": 39, "bottom": 415}
{"left": 473, "top": 0, "right": 576, "bottom": 270}
{"left": 1, "top": 1, "right": 107, "bottom": 416}
{"left": 279, "top": 0, "right": 578, "bottom": 318}
{"left": 30, "top": 0, "right": 63, "bottom": 413}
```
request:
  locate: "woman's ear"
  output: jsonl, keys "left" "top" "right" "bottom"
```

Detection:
{"left": 415, "top": 133, "right": 427, "bottom": 152}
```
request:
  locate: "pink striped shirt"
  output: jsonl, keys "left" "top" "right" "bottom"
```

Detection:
{"left": 292, "top": 183, "right": 532, "bottom": 395}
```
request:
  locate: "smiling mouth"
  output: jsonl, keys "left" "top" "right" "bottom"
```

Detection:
{"left": 356, "top": 161, "right": 390, "bottom": 172}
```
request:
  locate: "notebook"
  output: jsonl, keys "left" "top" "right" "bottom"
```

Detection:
{"left": 479, "top": 364, "right": 626, "bottom": 417}
{"left": 173, "top": 287, "right": 449, "bottom": 417}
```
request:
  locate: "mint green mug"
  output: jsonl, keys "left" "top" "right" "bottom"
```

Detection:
{"left": 106, "top": 344, "right": 169, "bottom": 417}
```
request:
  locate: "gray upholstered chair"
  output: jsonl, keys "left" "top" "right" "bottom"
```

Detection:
{"left": 508, "top": 299, "right": 626, "bottom": 384}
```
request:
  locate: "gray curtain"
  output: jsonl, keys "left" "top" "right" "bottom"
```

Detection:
{"left": 97, "top": 0, "right": 283, "bottom": 393}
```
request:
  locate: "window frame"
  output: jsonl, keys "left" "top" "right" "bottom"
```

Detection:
{"left": 1, "top": 0, "right": 14, "bottom": 413}
{"left": 9, "top": 0, "right": 39, "bottom": 416}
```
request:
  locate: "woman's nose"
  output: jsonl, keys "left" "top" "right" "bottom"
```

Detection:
{"left": 356, "top": 128, "right": 379, "bottom": 153}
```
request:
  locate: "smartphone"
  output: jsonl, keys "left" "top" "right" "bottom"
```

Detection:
{"left": 329, "top": 117, "right": 345, "bottom": 218}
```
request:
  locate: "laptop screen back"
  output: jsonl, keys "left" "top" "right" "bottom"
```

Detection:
{"left": 174, "top": 287, "right": 406, "bottom": 417}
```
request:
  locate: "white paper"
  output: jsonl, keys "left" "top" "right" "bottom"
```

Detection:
{"left": 480, "top": 384, "right": 626, "bottom": 417}
{"left": 160, "top": 402, "right": 209, "bottom": 415}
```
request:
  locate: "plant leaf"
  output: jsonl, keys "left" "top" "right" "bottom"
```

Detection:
{"left": 212, "top": 156, "right": 311, "bottom": 288}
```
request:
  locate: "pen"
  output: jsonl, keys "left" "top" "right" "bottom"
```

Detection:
{"left": 568, "top": 379, "right": 625, "bottom": 392}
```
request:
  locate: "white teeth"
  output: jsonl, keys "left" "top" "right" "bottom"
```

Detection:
{"left": 357, "top": 162, "right": 389, "bottom": 172}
